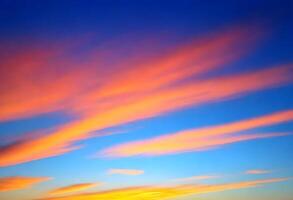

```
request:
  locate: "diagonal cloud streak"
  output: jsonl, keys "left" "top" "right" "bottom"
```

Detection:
{"left": 0, "top": 26, "right": 292, "bottom": 167}
{"left": 0, "top": 176, "right": 51, "bottom": 192}
{"left": 246, "top": 169, "right": 271, "bottom": 175}
{"left": 100, "top": 110, "right": 293, "bottom": 157}
{"left": 39, "top": 177, "right": 288, "bottom": 200}
{"left": 47, "top": 183, "right": 101, "bottom": 196}
{"left": 107, "top": 168, "right": 144, "bottom": 176}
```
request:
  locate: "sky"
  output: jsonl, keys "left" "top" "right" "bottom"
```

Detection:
{"left": 0, "top": 0, "right": 292, "bottom": 200}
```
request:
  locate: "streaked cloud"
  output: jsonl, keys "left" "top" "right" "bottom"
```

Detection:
{"left": 108, "top": 169, "right": 144, "bottom": 176}
{"left": 1, "top": 65, "right": 291, "bottom": 167}
{"left": 246, "top": 169, "right": 271, "bottom": 175}
{"left": 48, "top": 183, "right": 101, "bottom": 196}
{"left": 175, "top": 175, "right": 221, "bottom": 182}
{"left": 0, "top": 42, "right": 97, "bottom": 122}
{"left": 0, "top": 26, "right": 292, "bottom": 167}
{"left": 101, "top": 110, "right": 293, "bottom": 157}
{"left": 39, "top": 177, "right": 288, "bottom": 200}
{"left": 0, "top": 176, "right": 51, "bottom": 192}
{"left": 0, "top": 27, "right": 246, "bottom": 122}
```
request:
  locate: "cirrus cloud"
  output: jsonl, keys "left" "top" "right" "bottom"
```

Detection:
{"left": 48, "top": 183, "right": 101, "bottom": 196}
{"left": 100, "top": 109, "right": 293, "bottom": 157}
{"left": 246, "top": 169, "right": 271, "bottom": 175}
{"left": 0, "top": 176, "right": 51, "bottom": 192}
{"left": 107, "top": 169, "right": 144, "bottom": 176}
{"left": 39, "top": 177, "right": 289, "bottom": 200}
{"left": 0, "top": 26, "right": 292, "bottom": 167}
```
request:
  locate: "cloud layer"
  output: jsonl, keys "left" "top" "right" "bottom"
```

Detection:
{"left": 101, "top": 110, "right": 293, "bottom": 157}
{"left": 246, "top": 169, "right": 271, "bottom": 175}
{"left": 48, "top": 183, "right": 100, "bottom": 196}
{"left": 107, "top": 169, "right": 144, "bottom": 176}
{"left": 0, "top": 26, "right": 292, "bottom": 167}
{"left": 40, "top": 178, "right": 288, "bottom": 200}
{"left": 0, "top": 176, "right": 51, "bottom": 192}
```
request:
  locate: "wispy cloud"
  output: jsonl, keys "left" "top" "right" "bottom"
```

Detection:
{"left": 1, "top": 65, "right": 291, "bottom": 167}
{"left": 0, "top": 26, "right": 292, "bottom": 167}
{"left": 0, "top": 176, "right": 51, "bottom": 192}
{"left": 0, "top": 27, "right": 246, "bottom": 122}
{"left": 39, "top": 177, "right": 288, "bottom": 200}
{"left": 246, "top": 169, "right": 271, "bottom": 175}
{"left": 0, "top": 41, "right": 97, "bottom": 122}
{"left": 47, "top": 183, "right": 101, "bottom": 196}
{"left": 174, "top": 175, "right": 221, "bottom": 182}
{"left": 108, "top": 169, "right": 144, "bottom": 176}
{"left": 100, "top": 110, "right": 293, "bottom": 157}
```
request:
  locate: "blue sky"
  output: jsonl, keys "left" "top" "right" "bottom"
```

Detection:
{"left": 0, "top": 1, "right": 292, "bottom": 200}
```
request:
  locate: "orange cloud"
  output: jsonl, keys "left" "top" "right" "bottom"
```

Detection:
{"left": 101, "top": 109, "right": 293, "bottom": 157}
{"left": 0, "top": 176, "right": 51, "bottom": 192}
{"left": 40, "top": 177, "right": 288, "bottom": 200}
{"left": 0, "top": 26, "right": 292, "bottom": 167}
{"left": 48, "top": 183, "right": 101, "bottom": 196}
{"left": 1, "top": 65, "right": 291, "bottom": 167}
{"left": 0, "top": 27, "right": 248, "bottom": 122}
{"left": 0, "top": 41, "right": 99, "bottom": 122}
{"left": 246, "top": 169, "right": 271, "bottom": 175}
{"left": 108, "top": 169, "right": 144, "bottom": 176}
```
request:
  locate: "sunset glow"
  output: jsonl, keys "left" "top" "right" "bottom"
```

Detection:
{"left": 0, "top": 1, "right": 292, "bottom": 200}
